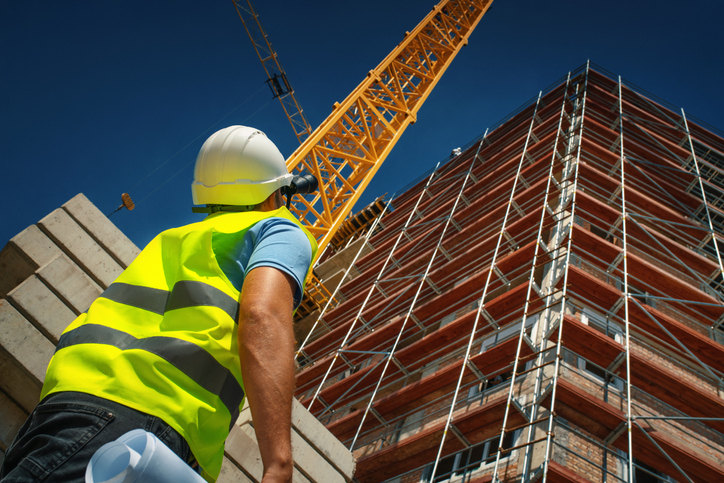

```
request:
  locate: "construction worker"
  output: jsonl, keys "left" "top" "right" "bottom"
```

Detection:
{"left": 0, "top": 126, "right": 318, "bottom": 483}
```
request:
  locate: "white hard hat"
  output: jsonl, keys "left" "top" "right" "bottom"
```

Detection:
{"left": 191, "top": 125, "right": 293, "bottom": 206}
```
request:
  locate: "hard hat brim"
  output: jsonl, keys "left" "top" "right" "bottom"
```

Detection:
{"left": 192, "top": 172, "right": 294, "bottom": 206}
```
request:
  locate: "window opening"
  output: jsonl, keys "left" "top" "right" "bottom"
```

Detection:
{"left": 466, "top": 315, "right": 538, "bottom": 402}
{"left": 579, "top": 310, "right": 624, "bottom": 395}
{"left": 421, "top": 431, "right": 519, "bottom": 482}
{"left": 631, "top": 458, "right": 674, "bottom": 483}
{"left": 440, "top": 312, "right": 457, "bottom": 329}
{"left": 614, "top": 282, "right": 657, "bottom": 309}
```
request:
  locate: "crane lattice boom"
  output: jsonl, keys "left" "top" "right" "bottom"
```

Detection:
{"left": 233, "top": 0, "right": 493, "bottom": 317}
{"left": 285, "top": 0, "right": 494, "bottom": 258}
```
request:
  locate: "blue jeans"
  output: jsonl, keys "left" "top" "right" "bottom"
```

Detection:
{"left": 0, "top": 392, "right": 195, "bottom": 482}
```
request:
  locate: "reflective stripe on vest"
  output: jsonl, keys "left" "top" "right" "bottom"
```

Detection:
{"left": 100, "top": 280, "right": 239, "bottom": 321}
{"left": 56, "top": 323, "right": 245, "bottom": 428}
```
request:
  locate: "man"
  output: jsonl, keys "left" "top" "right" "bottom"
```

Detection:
{"left": 0, "top": 126, "right": 317, "bottom": 483}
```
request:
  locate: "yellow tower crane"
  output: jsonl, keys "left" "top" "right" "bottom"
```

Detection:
{"left": 235, "top": 0, "right": 495, "bottom": 316}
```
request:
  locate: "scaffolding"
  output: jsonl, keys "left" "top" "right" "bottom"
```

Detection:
{"left": 293, "top": 62, "right": 724, "bottom": 483}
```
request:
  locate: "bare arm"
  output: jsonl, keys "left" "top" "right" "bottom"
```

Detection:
{"left": 238, "top": 266, "right": 296, "bottom": 483}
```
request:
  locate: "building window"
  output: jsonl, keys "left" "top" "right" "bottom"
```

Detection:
{"left": 481, "top": 314, "right": 539, "bottom": 352}
{"left": 713, "top": 322, "right": 724, "bottom": 345}
{"left": 386, "top": 419, "right": 406, "bottom": 445}
{"left": 579, "top": 310, "right": 623, "bottom": 392}
{"left": 440, "top": 312, "right": 457, "bottom": 329}
{"left": 296, "top": 352, "right": 312, "bottom": 368}
{"left": 334, "top": 355, "right": 374, "bottom": 383}
{"left": 464, "top": 314, "right": 538, "bottom": 402}
{"left": 631, "top": 458, "right": 674, "bottom": 483}
{"left": 687, "top": 141, "right": 724, "bottom": 238}
{"left": 617, "top": 282, "right": 657, "bottom": 309}
{"left": 420, "top": 431, "right": 519, "bottom": 482}
{"left": 702, "top": 278, "right": 724, "bottom": 299}
{"left": 466, "top": 370, "right": 512, "bottom": 403}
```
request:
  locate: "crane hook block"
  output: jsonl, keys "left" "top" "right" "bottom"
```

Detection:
{"left": 122, "top": 193, "right": 135, "bottom": 211}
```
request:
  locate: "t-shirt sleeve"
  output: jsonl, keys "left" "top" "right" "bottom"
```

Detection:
{"left": 246, "top": 218, "right": 313, "bottom": 308}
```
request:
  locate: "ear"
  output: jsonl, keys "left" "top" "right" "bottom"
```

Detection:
{"left": 259, "top": 190, "right": 282, "bottom": 212}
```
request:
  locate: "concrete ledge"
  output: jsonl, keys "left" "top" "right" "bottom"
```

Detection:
{"left": 38, "top": 208, "right": 123, "bottom": 289}
{"left": 225, "top": 424, "right": 264, "bottom": 481}
{"left": 0, "top": 244, "right": 32, "bottom": 300}
{"left": 0, "top": 226, "right": 62, "bottom": 298}
{"left": 227, "top": 423, "right": 312, "bottom": 483}
{"left": 62, "top": 194, "right": 140, "bottom": 268}
{"left": 0, "top": 389, "right": 27, "bottom": 451}
{"left": 0, "top": 299, "right": 55, "bottom": 413}
{"left": 290, "top": 425, "right": 343, "bottom": 483}
{"left": 217, "top": 456, "right": 254, "bottom": 483}
{"left": 7, "top": 276, "right": 76, "bottom": 345}
{"left": 234, "top": 401, "right": 351, "bottom": 483}
{"left": 291, "top": 398, "right": 355, "bottom": 481}
{"left": 36, "top": 254, "right": 102, "bottom": 315}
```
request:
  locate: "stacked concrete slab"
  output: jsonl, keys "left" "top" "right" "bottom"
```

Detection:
{"left": 227, "top": 398, "right": 355, "bottom": 483}
{"left": 0, "top": 194, "right": 138, "bottom": 468}
{"left": 0, "top": 194, "right": 354, "bottom": 482}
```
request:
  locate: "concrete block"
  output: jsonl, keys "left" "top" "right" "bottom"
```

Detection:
{"left": 0, "top": 299, "right": 54, "bottom": 413}
{"left": 291, "top": 398, "right": 355, "bottom": 481}
{"left": 0, "top": 225, "right": 62, "bottom": 298}
{"left": 236, "top": 403, "right": 251, "bottom": 427}
{"left": 0, "top": 244, "right": 32, "bottom": 300}
{"left": 0, "top": 349, "right": 36, "bottom": 416}
{"left": 37, "top": 208, "right": 123, "bottom": 288}
{"left": 225, "top": 424, "right": 264, "bottom": 482}
{"left": 62, "top": 194, "right": 140, "bottom": 268}
{"left": 36, "top": 254, "right": 102, "bottom": 315}
{"left": 226, "top": 423, "right": 313, "bottom": 483}
{"left": 7, "top": 276, "right": 76, "bottom": 345}
{"left": 235, "top": 404, "right": 347, "bottom": 483}
{"left": 217, "top": 456, "right": 254, "bottom": 483}
{"left": 294, "top": 467, "right": 312, "bottom": 483}
{"left": 0, "top": 389, "right": 28, "bottom": 451}
{"left": 290, "top": 426, "right": 343, "bottom": 483}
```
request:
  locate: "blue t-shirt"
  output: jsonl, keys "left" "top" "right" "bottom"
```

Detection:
{"left": 211, "top": 217, "right": 312, "bottom": 308}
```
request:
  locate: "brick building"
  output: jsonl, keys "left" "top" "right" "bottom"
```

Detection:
{"left": 294, "top": 62, "right": 724, "bottom": 483}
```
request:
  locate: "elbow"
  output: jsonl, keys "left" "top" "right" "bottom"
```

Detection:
{"left": 237, "top": 301, "right": 293, "bottom": 352}
{"left": 239, "top": 302, "right": 276, "bottom": 327}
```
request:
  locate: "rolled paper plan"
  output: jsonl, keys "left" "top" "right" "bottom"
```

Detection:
{"left": 86, "top": 429, "right": 205, "bottom": 483}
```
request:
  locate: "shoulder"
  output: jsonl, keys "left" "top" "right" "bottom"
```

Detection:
{"left": 251, "top": 217, "right": 310, "bottom": 248}
{"left": 246, "top": 217, "right": 313, "bottom": 308}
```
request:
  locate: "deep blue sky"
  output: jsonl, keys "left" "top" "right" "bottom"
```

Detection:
{"left": 2, "top": 1, "right": 723, "bottom": 249}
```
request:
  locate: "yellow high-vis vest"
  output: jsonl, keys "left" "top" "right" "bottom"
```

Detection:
{"left": 41, "top": 207, "right": 317, "bottom": 481}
